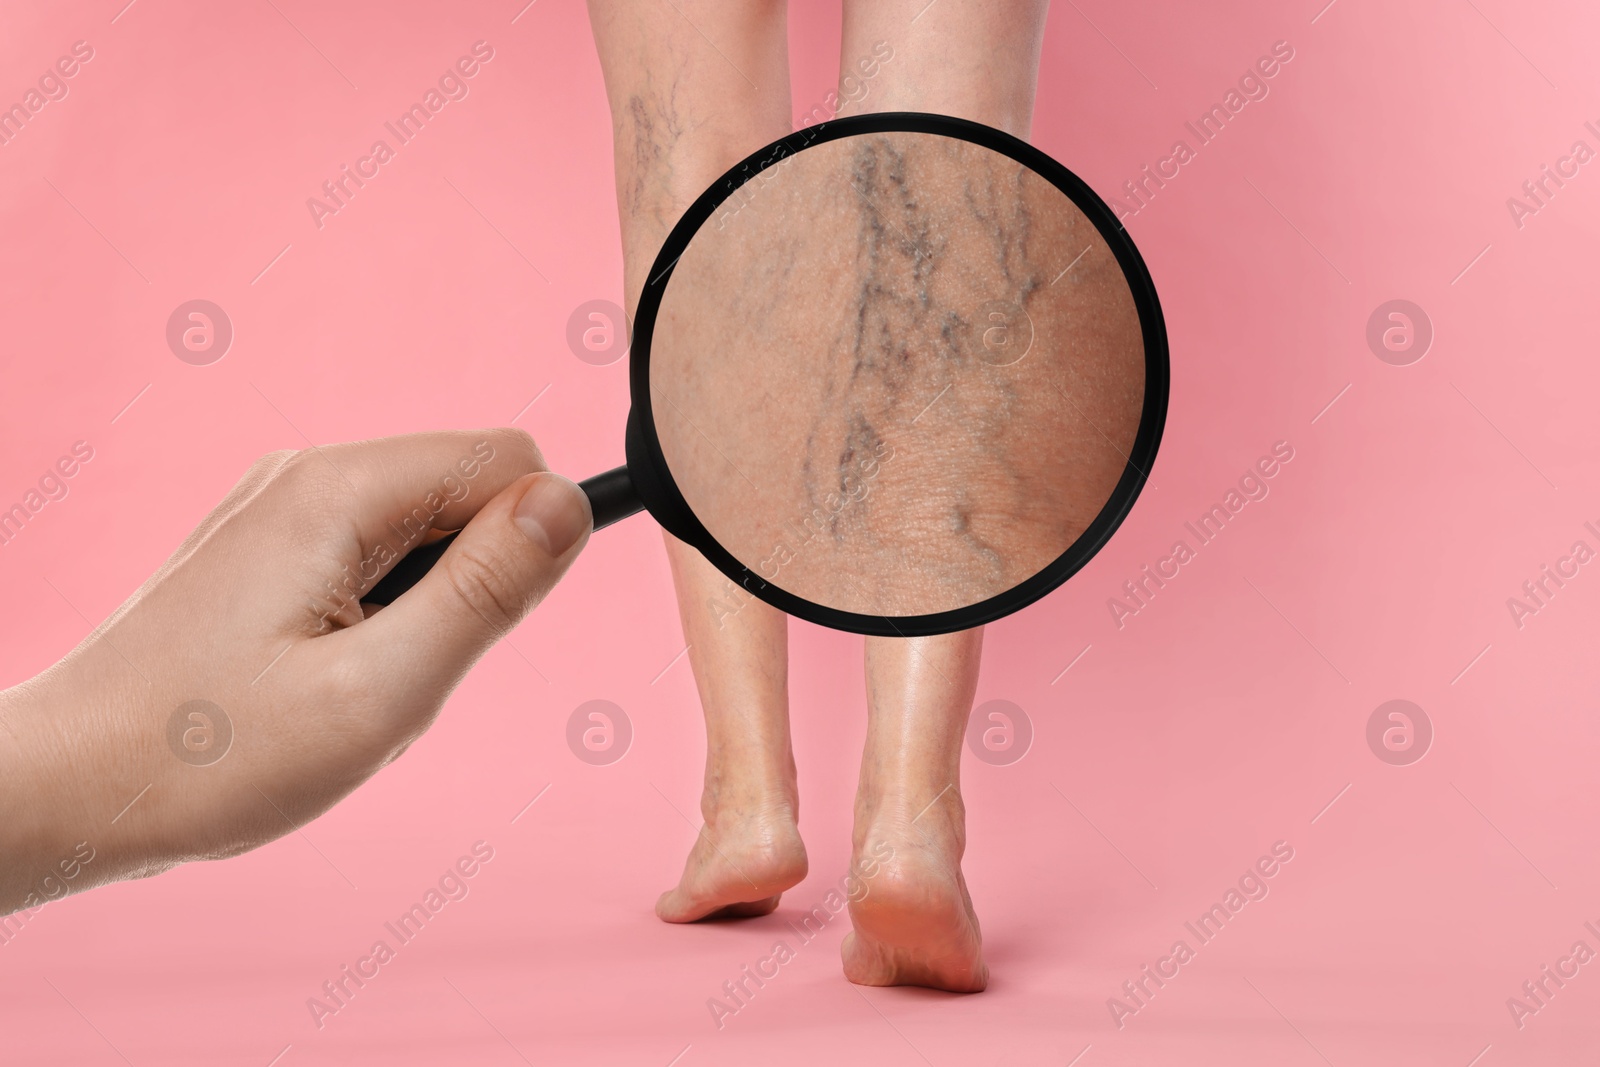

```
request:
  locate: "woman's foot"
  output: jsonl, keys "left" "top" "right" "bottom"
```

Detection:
{"left": 841, "top": 789, "right": 987, "bottom": 992}
{"left": 657, "top": 800, "right": 808, "bottom": 922}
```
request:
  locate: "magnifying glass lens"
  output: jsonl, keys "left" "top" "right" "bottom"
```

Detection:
{"left": 649, "top": 128, "right": 1149, "bottom": 619}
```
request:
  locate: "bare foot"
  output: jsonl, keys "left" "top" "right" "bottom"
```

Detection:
{"left": 656, "top": 802, "right": 808, "bottom": 923}
{"left": 842, "top": 792, "right": 987, "bottom": 992}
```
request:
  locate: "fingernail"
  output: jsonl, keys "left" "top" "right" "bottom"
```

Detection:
{"left": 514, "top": 473, "right": 591, "bottom": 556}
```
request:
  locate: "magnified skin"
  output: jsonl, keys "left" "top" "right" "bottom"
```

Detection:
{"left": 651, "top": 130, "right": 1145, "bottom": 617}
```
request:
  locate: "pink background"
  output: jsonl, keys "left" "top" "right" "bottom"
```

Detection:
{"left": 3, "top": 0, "right": 1599, "bottom": 1063}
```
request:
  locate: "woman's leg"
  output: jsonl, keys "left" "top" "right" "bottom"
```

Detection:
{"left": 838, "top": 0, "right": 1051, "bottom": 990}
{"left": 587, "top": 0, "right": 808, "bottom": 921}
{"left": 850, "top": 630, "right": 988, "bottom": 991}
{"left": 836, "top": 0, "right": 1049, "bottom": 136}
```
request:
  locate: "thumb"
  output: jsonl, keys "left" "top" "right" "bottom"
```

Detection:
{"left": 362, "top": 471, "right": 592, "bottom": 672}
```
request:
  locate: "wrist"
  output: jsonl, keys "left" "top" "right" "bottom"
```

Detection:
{"left": 0, "top": 678, "right": 86, "bottom": 914}
{"left": 0, "top": 651, "right": 162, "bottom": 916}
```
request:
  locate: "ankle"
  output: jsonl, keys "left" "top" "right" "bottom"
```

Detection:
{"left": 701, "top": 757, "right": 799, "bottom": 824}
{"left": 855, "top": 780, "right": 963, "bottom": 824}
{"left": 700, "top": 784, "right": 799, "bottom": 827}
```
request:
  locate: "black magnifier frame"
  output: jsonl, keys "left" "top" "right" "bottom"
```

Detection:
{"left": 628, "top": 110, "right": 1169, "bottom": 637}
{"left": 366, "top": 111, "right": 1168, "bottom": 637}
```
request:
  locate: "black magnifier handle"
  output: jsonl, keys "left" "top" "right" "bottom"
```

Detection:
{"left": 576, "top": 465, "right": 642, "bottom": 530}
{"left": 363, "top": 465, "right": 641, "bottom": 607}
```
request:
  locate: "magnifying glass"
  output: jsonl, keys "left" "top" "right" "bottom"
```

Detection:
{"left": 366, "top": 112, "right": 1168, "bottom": 637}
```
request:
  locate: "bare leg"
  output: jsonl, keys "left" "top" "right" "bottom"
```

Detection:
{"left": 654, "top": 542, "right": 806, "bottom": 920}
{"left": 587, "top": 0, "right": 808, "bottom": 921}
{"left": 836, "top": 0, "right": 1048, "bottom": 136}
{"left": 848, "top": 631, "right": 988, "bottom": 991}
{"left": 839, "top": 0, "right": 1051, "bottom": 991}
